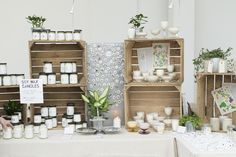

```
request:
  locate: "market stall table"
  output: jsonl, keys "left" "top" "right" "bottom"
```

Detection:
{"left": 0, "top": 130, "right": 176, "bottom": 157}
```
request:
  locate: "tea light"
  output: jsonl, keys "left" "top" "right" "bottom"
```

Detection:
{"left": 223, "top": 118, "right": 232, "bottom": 132}
{"left": 3, "top": 127, "right": 13, "bottom": 139}
{"left": 39, "top": 124, "right": 48, "bottom": 139}
{"left": 210, "top": 117, "right": 220, "bottom": 132}
{"left": 24, "top": 125, "right": 34, "bottom": 139}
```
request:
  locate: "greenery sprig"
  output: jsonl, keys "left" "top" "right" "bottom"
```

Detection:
{"left": 128, "top": 13, "right": 148, "bottom": 30}
{"left": 3, "top": 100, "right": 22, "bottom": 116}
{"left": 26, "top": 15, "right": 46, "bottom": 28}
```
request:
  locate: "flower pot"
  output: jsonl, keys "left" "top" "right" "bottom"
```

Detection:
{"left": 90, "top": 116, "right": 105, "bottom": 133}
{"left": 211, "top": 58, "right": 221, "bottom": 73}
{"left": 128, "top": 28, "right": 136, "bottom": 39}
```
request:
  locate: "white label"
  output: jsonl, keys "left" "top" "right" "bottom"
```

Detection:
{"left": 19, "top": 79, "right": 44, "bottom": 104}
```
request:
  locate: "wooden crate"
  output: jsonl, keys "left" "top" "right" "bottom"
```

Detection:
{"left": 196, "top": 73, "right": 236, "bottom": 124}
{"left": 29, "top": 41, "right": 87, "bottom": 123}
{"left": 124, "top": 38, "right": 184, "bottom": 84}
{"left": 124, "top": 85, "right": 182, "bottom": 124}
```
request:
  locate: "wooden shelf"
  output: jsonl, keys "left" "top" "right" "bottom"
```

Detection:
{"left": 125, "top": 81, "right": 182, "bottom": 87}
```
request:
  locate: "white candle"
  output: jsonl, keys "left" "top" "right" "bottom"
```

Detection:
{"left": 113, "top": 116, "right": 121, "bottom": 128}
{"left": 210, "top": 117, "right": 220, "bottom": 132}
{"left": 223, "top": 118, "right": 232, "bottom": 132}
{"left": 219, "top": 116, "right": 228, "bottom": 130}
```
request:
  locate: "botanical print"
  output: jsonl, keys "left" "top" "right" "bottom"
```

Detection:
{"left": 152, "top": 43, "right": 169, "bottom": 69}
{"left": 212, "top": 86, "right": 236, "bottom": 115}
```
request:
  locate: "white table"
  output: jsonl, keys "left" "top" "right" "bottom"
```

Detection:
{"left": 0, "top": 130, "right": 176, "bottom": 157}
{"left": 176, "top": 133, "right": 236, "bottom": 157}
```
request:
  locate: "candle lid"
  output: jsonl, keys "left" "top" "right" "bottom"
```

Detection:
{"left": 67, "top": 103, "right": 75, "bottom": 106}
{"left": 74, "top": 29, "right": 82, "bottom": 33}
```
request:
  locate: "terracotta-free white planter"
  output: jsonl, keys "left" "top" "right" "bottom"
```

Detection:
{"left": 211, "top": 58, "right": 221, "bottom": 73}
{"left": 128, "top": 28, "right": 136, "bottom": 39}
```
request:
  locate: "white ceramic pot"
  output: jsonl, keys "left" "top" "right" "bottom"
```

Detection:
{"left": 128, "top": 28, "right": 136, "bottom": 39}
{"left": 211, "top": 58, "right": 221, "bottom": 73}
{"left": 167, "top": 65, "right": 174, "bottom": 73}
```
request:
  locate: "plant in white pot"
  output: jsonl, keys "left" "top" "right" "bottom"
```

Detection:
{"left": 193, "top": 47, "right": 232, "bottom": 73}
{"left": 26, "top": 15, "right": 46, "bottom": 31}
{"left": 81, "top": 87, "right": 112, "bottom": 132}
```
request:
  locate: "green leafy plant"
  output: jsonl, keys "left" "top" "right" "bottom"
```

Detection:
{"left": 3, "top": 100, "right": 22, "bottom": 116}
{"left": 81, "top": 87, "right": 112, "bottom": 118}
{"left": 26, "top": 15, "right": 46, "bottom": 28}
{"left": 128, "top": 13, "right": 148, "bottom": 30}
{"left": 179, "top": 113, "right": 202, "bottom": 129}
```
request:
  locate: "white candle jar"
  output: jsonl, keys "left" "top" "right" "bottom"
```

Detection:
{"left": 68, "top": 122, "right": 75, "bottom": 132}
{"left": 39, "top": 124, "right": 48, "bottom": 139}
{"left": 24, "top": 125, "right": 34, "bottom": 139}
{"left": 60, "top": 62, "right": 65, "bottom": 73}
{"left": 67, "top": 103, "right": 75, "bottom": 116}
{"left": 82, "top": 122, "right": 87, "bottom": 128}
{"left": 52, "top": 117, "right": 57, "bottom": 128}
{"left": 49, "top": 106, "right": 57, "bottom": 117}
{"left": 48, "top": 31, "right": 56, "bottom": 41}
{"left": 0, "top": 63, "right": 7, "bottom": 75}
{"left": 43, "top": 62, "right": 53, "bottom": 73}
{"left": 64, "top": 62, "right": 73, "bottom": 73}
{"left": 45, "top": 118, "right": 53, "bottom": 129}
{"left": 10, "top": 75, "right": 17, "bottom": 85}
{"left": 32, "top": 30, "right": 40, "bottom": 40}
{"left": 210, "top": 117, "right": 220, "bottom": 132}
{"left": 14, "top": 111, "right": 22, "bottom": 121}
{"left": 66, "top": 115, "right": 73, "bottom": 124}
{"left": 113, "top": 116, "right": 121, "bottom": 128}
{"left": 75, "top": 122, "right": 83, "bottom": 130}
{"left": 3, "top": 127, "right": 13, "bottom": 139}
{"left": 62, "top": 114, "right": 67, "bottom": 127}
{"left": 40, "top": 30, "right": 48, "bottom": 40}
{"left": 47, "top": 73, "right": 56, "bottom": 84}
{"left": 69, "top": 73, "right": 78, "bottom": 84}
{"left": 72, "top": 62, "right": 77, "bottom": 72}
{"left": 65, "top": 31, "right": 73, "bottom": 41}
{"left": 34, "top": 114, "right": 42, "bottom": 124}
{"left": 57, "top": 31, "right": 65, "bottom": 41}
{"left": 73, "top": 29, "right": 82, "bottom": 40}
{"left": 3, "top": 75, "right": 11, "bottom": 86}
{"left": 73, "top": 112, "right": 81, "bottom": 122}
{"left": 13, "top": 124, "right": 23, "bottom": 139}
{"left": 11, "top": 114, "right": 20, "bottom": 124}
{"left": 223, "top": 118, "right": 233, "bottom": 132}
{"left": 16, "top": 74, "right": 25, "bottom": 85}
{"left": 61, "top": 73, "right": 69, "bottom": 84}
{"left": 41, "top": 106, "right": 49, "bottom": 117}
{"left": 33, "top": 124, "right": 40, "bottom": 134}
{"left": 39, "top": 72, "right": 47, "bottom": 85}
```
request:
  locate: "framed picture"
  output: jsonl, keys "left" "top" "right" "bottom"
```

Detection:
{"left": 152, "top": 43, "right": 170, "bottom": 69}
{"left": 212, "top": 86, "right": 236, "bottom": 115}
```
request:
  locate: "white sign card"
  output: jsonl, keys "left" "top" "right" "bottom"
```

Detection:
{"left": 19, "top": 79, "right": 44, "bottom": 104}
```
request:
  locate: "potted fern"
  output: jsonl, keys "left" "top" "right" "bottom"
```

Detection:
{"left": 128, "top": 13, "right": 148, "bottom": 38}
{"left": 81, "top": 87, "right": 112, "bottom": 132}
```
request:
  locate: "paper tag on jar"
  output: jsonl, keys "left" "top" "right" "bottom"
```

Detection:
{"left": 207, "top": 60, "right": 213, "bottom": 73}
{"left": 219, "top": 60, "right": 226, "bottom": 73}
{"left": 64, "top": 126, "right": 74, "bottom": 135}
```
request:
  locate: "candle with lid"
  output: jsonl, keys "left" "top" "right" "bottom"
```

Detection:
{"left": 48, "top": 31, "right": 56, "bottom": 41}
{"left": 49, "top": 106, "right": 57, "bottom": 117}
{"left": 65, "top": 31, "right": 73, "bottom": 41}
{"left": 13, "top": 123, "right": 23, "bottom": 139}
{"left": 73, "top": 29, "right": 82, "bottom": 40}
{"left": 47, "top": 73, "right": 56, "bottom": 84}
{"left": 43, "top": 62, "right": 53, "bottom": 73}
{"left": 39, "top": 124, "right": 48, "bottom": 139}
{"left": 3, "top": 127, "right": 13, "bottom": 139}
{"left": 24, "top": 124, "right": 34, "bottom": 139}
{"left": 41, "top": 106, "right": 49, "bottom": 117}
{"left": 67, "top": 103, "right": 75, "bottom": 116}
{"left": 57, "top": 31, "right": 65, "bottom": 41}
{"left": 39, "top": 72, "right": 48, "bottom": 85}
{"left": 3, "top": 75, "right": 11, "bottom": 86}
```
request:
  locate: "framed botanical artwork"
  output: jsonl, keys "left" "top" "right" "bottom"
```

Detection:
{"left": 152, "top": 43, "right": 170, "bottom": 69}
{"left": 212, "top": 86, "right": 236, "bottom": 115}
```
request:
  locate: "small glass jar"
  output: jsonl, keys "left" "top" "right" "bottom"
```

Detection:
{"left": 43, "top": 62, "right": 53, "bottom": 73}
{"left": 16, "top": 74, "right": 25, "bottom": 85}
{"left": 40, "top": 30, "right": 48, "bottom": 40}
{"left": 13, "top": 123, "right": 23, "bottom": 139}
{"left": 3, "top": 75, "right": 11, "bottom": 86}
{"left": 34, "top": 113, "right": 42, "bottom": 124}
{"left": 52, "top": 117, "right": 57, "bottom": 128}
{"left": 75, "top": 122, "right": 83, "bottom": 130}
{"left": 57, "top": 31, "right": 65, "bottom": 41}
{"left": 11, "top": 114, "right": 20, "bottom": 124}
{"left": 39, "top": 124, "right": 48, "bottom": 139}
{"left": 60, "top": 62, "right": 65, "bottom": 73}
{"left": 39, "top": 72, "right": 47, "bottom": 85}
{"left": 48, "top": 31, "right": 56, "bottom": 41}
{"left": 62, "top": 114, "right": 67, "bottom": 127}
{"left": 24, "top": 125, "right": 34, "bottom": 139}
{"left": 10, "top": 74, "right": 17, "bottom": 85}
{"left": 33, "top": 123, "right": 41, "bottom": 134}
{"left": 64, "top": 62, "right": 73, "bottom": 73}
{"left": 68, "top": 122, "right": 75, "bottom": 132}
{"left": 14, "top": 111, "right": 22, "bottom": 121}
{"left": 73, "top": 29, "right": 82, "bottom": 40}
{"left": 32, "top": 30, "right": 40, "bottom": 40}
{"left": 66, "top": 115, "right": 74, "bottom": 124}
{"left": 72, "top": 62, "right": 77, "bottom": 72}
{"left": 0, "top": 63, "right": 7, "bottom": 75}
{"left": 69, "top": 73, "right": 78, "bottom": 84}
{"left": 45, "top": 117, "right": 53, "bottom": 129}
{"left": 3, "top": 127, "right": 13, "bottom": 139}
{"left": 202, "top": 124, "right": 212, "bottom": 135}
{"left": 61, "top": 73, "right": 69, "bottom": 84}
{"left": 47, "top": 73, "right": 56, "bottom": 84}
{"left": 41, "top": 106, "right": 49, "bottom": 117}
{"left": 41, "top": 117, "right": 46, "bottom": 123}
{"left": 73, "top": 112, "right": 81, "bottom": 122}
{"left": 67, "top": 103, "right": 75, "bottom": 116}
{"left": 49, "top": 106, "right": 57, "bottom": 117}
{"left": 82, "top": 121, "right": 87, "bottom": 128}
{"left": 65, "top": 31, "right": 73, "bottom": 41}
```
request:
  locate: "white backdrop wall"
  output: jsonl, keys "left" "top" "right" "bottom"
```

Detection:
{"left": 0, "top": 0, "right": 168, "bottom": 78}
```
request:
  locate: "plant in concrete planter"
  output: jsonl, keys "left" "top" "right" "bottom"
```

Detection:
{"left": 129, "top": 13, "right": 148, "bottom": 32}
{"left": 3, "top": 100, "right": 22, "bottom": 116}
{"left": 179, "top": 112, "right": 202, "bottom": 129}
{"left": 26, "top": 15, "right": 46, "bottom": 29}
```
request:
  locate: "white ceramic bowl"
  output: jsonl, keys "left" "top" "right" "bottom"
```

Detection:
{"left": 139, "top": 122, "right": 150, "bottom": 130}
{"left": 156, "top": 69, "right": 164, "bottom": 77}
{"left": 162, "top": 75, "right": 172, "bottom": 82}
{"left": 127, "top": 121, "right": 138, "bottom": 128}
{"left": 151, "top": 29, "right": 161, "bottom": 36}
{"left": 168, "top": 27, "right": 179, "bottom": 36}
{"left": 147, "top": 75, "right": 158, "bottom": 82}
{"left": 163, "top": 119, "right": 172, "bottom": 126}
{"left": 133, "top": 76, "right": 144, "bottom": 82}
{"left": 136, "top": 32, "right": 148, "bottom": 38}
{"left": 168, "top": 73, "right": 176, "bottom": 79}
{"left": 157, "top": 116, "right": 165, "bottom": 122}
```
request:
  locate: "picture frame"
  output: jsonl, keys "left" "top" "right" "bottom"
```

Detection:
{"left": 152, "top": 43, "right": 170, "bottom": 69}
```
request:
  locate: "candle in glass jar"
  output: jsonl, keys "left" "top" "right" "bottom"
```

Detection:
{"left": 45, "top": 117, "right": 53, "bottom": 129}
{"left": 67, "top": 103, "right": 75, "bottom": 116}
{"left": 48, "top": 31, "right": 56, "bottom": 41}
{"left": 32, "top": 30, "right": 40, "bottom": 40}
{"left": 43, "top": 62, "right": 53, "bottom": 73}
{"left": 73, "top": 29, "right": 82, "bottom": 40}
{"left": 3, "top": 127, "right": 13, "bottom": 139}
{"left": 13, "top": 124, "right": 23, "bottom": 139}
{"left": 65, "top": 31, "right": 73, "bottom": 41}
{"left": 40, "top": 30, "right": 48, "bottom": 40}
{"left": 3, "top": 75, "right": 11, "bottom": 86}
{"left": 69, "top": 73, "right": 78, "bottom": 84}
{"left": 61, "top": 73, "right": 69, "bottom": 84}
{"left": 210, "top": 117, "right": 220, "bottom": 132}
{"left": 39, "top": 124, "right": 48, "bottom": 139}
{"left": 223, "top": 118, "right": 232, "bottom": 132}
{"left": 10, "top": 74, "right": 17, "bottom": 85}
{"left": 49, "top": 106, "right": 57, "bottom": 117}
{"left": 41, "top": 106, "right": 49, "bottom": 117}
{"left": 39, "top": 72, "right": 47, "bottom": 85}
{"left": 34, "top": 113, "right": 42, "bottom": 124}
{"left": 16, "top": 74, "right": 25, "bottom": 85}
{"left": 24, "top": 125, "right": 34, "bottom": 139}
{"left": 113, "top": 116, "right": 121, "bottom": 128}
{"left": 47, "top": 73, "right": 56, "bottom": 84}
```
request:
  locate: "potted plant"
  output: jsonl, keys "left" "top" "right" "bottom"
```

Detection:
{"left": 193, "top": 47, "right": 232, "bottom": 73}
{"left": 81, "top": 87, "right": 112, "bottom": 131}
{"left": 179, "top": 112, "right": 202, "bottom": 130}
{"left": 128, "top": 13, "right": 148, "bottom": 38}
{"left": 3, "top": 100, "right": 22, "bottom": 117}
{"left": 26, "top": 15, "right": 46, "bottom": 31}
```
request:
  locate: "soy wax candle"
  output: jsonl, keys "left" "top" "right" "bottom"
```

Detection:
{"left": 39, "top": 124, "right": 48, "bottom": 139}
{"left": 3, "top": 127, "right": 12, "bottom": 139}
{"left": 113, "top": 116, "right": 121, "bottom": 128}
{"left": 210, "top": 117, "right": 220, "bottom": 132}
{"left": 223, "top": 118, "right": 232, "bottom": 132}
{"left": 24, "top": 125, "right": 34, "bottom": 139}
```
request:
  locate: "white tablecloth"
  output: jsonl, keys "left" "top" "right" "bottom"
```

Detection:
{"left": 176, "top": 133, "right": 236, "bottom": 157}
{"left": 0, "top": 130, "right": 176, "bottom": 157}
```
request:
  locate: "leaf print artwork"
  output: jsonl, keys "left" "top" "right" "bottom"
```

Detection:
{"left": 152, "top": 43, "right": 169, "bottom": 69}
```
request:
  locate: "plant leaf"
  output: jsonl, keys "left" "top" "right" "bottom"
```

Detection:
{"left": 99, "top": 97, "right": 107, "bottom": 105}
{"left": 94, "top": 102, "right": 102, "bottom": 107}
{"left": 94, "top": 91, "right": 99, "bottom": 101}
{"left": 81, "top": 94, "right": 90, "bottom": 103}
{"left": 99, "top": 87, "right": 109, "bottom": 100}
